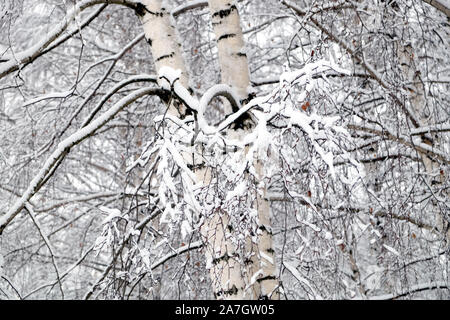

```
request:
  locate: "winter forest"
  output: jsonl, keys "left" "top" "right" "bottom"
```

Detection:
{"left": 0, "top": 0, "right": 449, "bottom": 300}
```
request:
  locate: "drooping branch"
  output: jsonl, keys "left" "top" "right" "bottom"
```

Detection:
{"left": 0, "top": 0, "right": 108, "bottom": 79}
{"left": 281, "top": 0, "right": 424, "bottom": 130}
{"left": 0, "top": 86, "right": 165, "bottom": 235}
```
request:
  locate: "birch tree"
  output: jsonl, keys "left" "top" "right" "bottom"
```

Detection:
{"left": 0, "top": 0, "right": 449, "bottom": 300}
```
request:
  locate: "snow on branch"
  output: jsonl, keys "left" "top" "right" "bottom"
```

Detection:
{"left": 0, "top": 0, "right": 153, "bottom": 79}
{"left": 135, "top": 61, "right": 358, "bottom": 244}
{"left": 0, "top": 87, "right": 162, "bottom": 235}
{"left": 0, "top": 0, "right": 104, "bottom": 79}
{"left": 370, "top": 281, "right": 449, "bottom": 300}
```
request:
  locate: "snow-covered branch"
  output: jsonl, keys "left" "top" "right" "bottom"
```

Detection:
{"left": 0, "top": 87, "right": 163, "bottom": 235}
{"left": 370, "top": 281, "right": 449, "bottom": 300}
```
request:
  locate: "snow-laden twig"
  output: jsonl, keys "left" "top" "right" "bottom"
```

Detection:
{"left": 0, "top": 87, "right": 162, "bottom": 235}
{"left": 283, "top": 261, "right": 322, "bottom": 299}
{"left": 370, "top": 281, "right": 449, "bottom": 300}
{"left": 281, "top": 0, "right": 424, "bottom": 129}
{"left": 84, "top": 204, "right": 162, "bottom": 300}
{"left": 0, "top": 0, "right": 103, "bottom": 79}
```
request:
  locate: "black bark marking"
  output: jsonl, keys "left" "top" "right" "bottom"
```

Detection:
{"left": 212, "top": 5, "right": 237, "bottom": 19}
{"left": 240, "top": 91, "right": 255, "bottom": 106}
{"left": 266, "top": 247, "right": 275, "bottom": 254}
{"left": 133, "top": 3, "right": 164, "bottom": 17}
{"left": 258, "top": 224, "right": 273, "bottom": 235}
{"left": 147, "top": 38, "right": 152, "bottom": 46}
{"left": 218, "top": 33, "right": 236, "bottom": 42}
{"left": 155, "top": 52, "right": 175, "bottom": 62}
{"left": 229, "top": 112, "right": 252, "bottom": 130}
{"left": 134, "top": 3, "right": 147, "bottom": 17}
{"left": 212, "top": 252, "right": 234, "bottom": 265}
{"left": 256, "top": 275, "right": 277, "bottom": 283}
{"left": 216, "top": 285, "right": 239, "bottom": 298}
{"left": 187, "top": 163, "right": 205, "bottom": 170}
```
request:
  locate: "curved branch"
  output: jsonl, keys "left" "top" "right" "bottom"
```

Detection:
{"left": 422, "top": 0, "right": 450, "bottom": 17}
{"left": 171, "top": 0, "right": 208, "bottom": 16}
{"left": 150, "top": 241, "right": 203, "bottom": 270}
{"left": 195, "top": 84, "right": 245, "bottom": 134}
{"left": 0, "top": 0, "right": 104, "bottom": 79}
{"left": 0, "top": 0, "right": 145, "bottom": 79}
{"left": 199, "top": 84, "right": 242, "bottom": 114}
{"left": 0, "top": 87, "right": 165, "bottom": 235}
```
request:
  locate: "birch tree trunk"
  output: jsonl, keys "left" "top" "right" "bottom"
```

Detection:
{"left": 199, "top": 0, "right": 279, "bottom": 299}
{"left": 136, "top": 0, "right": 192, "bottom": 299}
{"left": 137, "top": 0, "right": 190, "bottom": 118}
{"left": 208, "top": 0, "right": 250, "bottom": 107}
{"left": 136, "top": 0, "right": 279, "bottom": 300}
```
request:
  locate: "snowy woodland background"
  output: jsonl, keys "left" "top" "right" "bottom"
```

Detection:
{"left": 0, "top": 0, "right": 449, "bottom": 300}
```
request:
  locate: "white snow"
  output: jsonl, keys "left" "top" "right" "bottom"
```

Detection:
{"left": 284, "top": 261, "right": 322, "bottom": 299}
{"left": 383, "top": 244, "right": 400, "bottom": 256}
{"left": 99, "top": 206, "right": 122, "bottom": 224}
{"left": 0, "top": 87, "right": 153, "bottom": 229}
{"left": 260, "top": 250, "right": 274, "bottom": 264}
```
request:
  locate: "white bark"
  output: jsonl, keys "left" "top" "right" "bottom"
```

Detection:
{"left": 253, "top": 161, "right": 279, "bottom": 299}
{"left": 208, "top": 0, "right": 250, "bottom": 103}
{"left": 138, "top": 0, "right": 191, "bottom": 117}
{"left": 198, "top": 167, "right": 251, "bottom": 299}
{"left": 197, "top": 0, "right": 279, "bottom": 299}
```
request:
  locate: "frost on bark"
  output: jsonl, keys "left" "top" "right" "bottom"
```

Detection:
{"left": 137, "top": 0, "right": 191, "bottom": 117}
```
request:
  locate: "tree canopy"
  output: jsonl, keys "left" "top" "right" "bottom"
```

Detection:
{"left": 0, "top": 0, "right": 449, "bottom": 300}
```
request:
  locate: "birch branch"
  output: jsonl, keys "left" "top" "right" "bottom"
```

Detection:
{"left": 281, "top": 0, "right": 424, "bottom": 129}
{"left": 370, "top": 281, "right": 449, "bottom": 300}
{"left": 0, "top": 87, "right": 164, "bottom": 235}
